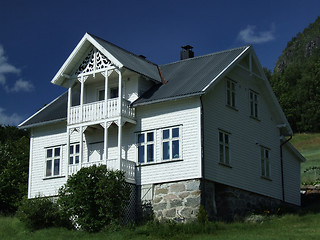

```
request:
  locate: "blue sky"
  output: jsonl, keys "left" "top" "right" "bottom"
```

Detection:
{"left": 0, "top": 0, "right": 319, "bottom": 126}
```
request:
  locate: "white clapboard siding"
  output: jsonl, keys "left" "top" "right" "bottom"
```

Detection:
{"left": 203, "top": 67, "right": 285, "bottom": 201}
{"left": 132, "top": 97, "right": 202, "bottom": 185}
{"left": 29, "top": 123, "right": 67, "bottom": 198}
{"left": 282, "top": 144, "right": 301, "bottom": 205}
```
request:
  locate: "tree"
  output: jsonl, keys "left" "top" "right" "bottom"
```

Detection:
{"left": 58, "top": 165, "right": 130, "bottom": 232}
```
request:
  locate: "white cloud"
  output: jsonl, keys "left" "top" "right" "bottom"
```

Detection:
{"left": 0, "top": 44, "right": 34, "bottom": 92}
{"left": 0, "top": 108, "right": 24, "bottom": 126}
{"left": 238, "top": 24, "right": 275, "bottom": 44}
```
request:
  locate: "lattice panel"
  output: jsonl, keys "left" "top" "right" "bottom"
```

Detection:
{"left": 75, "top": 48, "right": 112, "bottom": 75}
{"left": 122, "top": 183, "right": 137, "bottom": 224}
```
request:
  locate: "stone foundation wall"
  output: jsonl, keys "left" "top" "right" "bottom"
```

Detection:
{"left": 152, "top": 179, "right": 201, "bottom": 222}
{"left": 214, "top": 182, "right": 282, "bottom": 221}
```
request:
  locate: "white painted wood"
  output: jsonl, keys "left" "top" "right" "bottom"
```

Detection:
{"left": 202, "top": 66, "right": 299, "bottom": 203}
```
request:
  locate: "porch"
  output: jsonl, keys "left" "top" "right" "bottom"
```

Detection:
{"left": 68, "top": 98, "right": 135, "bottom": 125}
{"left": 68, "top": 158, "right": 136, "bottom": 183}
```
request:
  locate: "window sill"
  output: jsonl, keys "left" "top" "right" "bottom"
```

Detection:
{"left": 138, "top": 158, "right": 183, "bottom": 167}
{"left": 226, "top": 105, "right": 238, "bottom": 111}
{"left": 43, "top": 175, "right": 66, "bottom": 180}
{"left": 261, "top": 176, "right": 272, "bottom": 181}
{"left": 219, "top": 162, "right": 232, "bottom": 168}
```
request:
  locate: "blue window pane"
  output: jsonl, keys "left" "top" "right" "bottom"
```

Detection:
{"left": 138, "top": 134, "right": 144, "bottom": 143}
{"left": 70, "top": 145, "right": 74, "bottom": 154}
{"left": 69, "top": 157, "right": 73, "bottom": 164}
{"left": 163, "top": 142, "right": 170, "bottom": 160}
{"left": 54, "top": 148, "right": 60, "bottom": 157}
{"left": 47, "top": 149, "right": 52, "bottom": 158}
{"left": 147, "top": 144, "right": 154, "bottom": 162}
{"left": 138, "top": 146, "right": 145, "bottom": 163}
{"left": 172, "top": 128, "right": 179, "bottom": 138}
{"left": 54, "top": 159, "right": 60, "bottom": 175}
{"left": 163, "top": 129, "right": 169, "bottom": 139}
{"left": 75, "top": 156, "right": 79, "bottom": 164}
{"left": 46, "top": 160, "right": 52, "bottom": 176}
{"left": 147, "top": 132, "right": 154, "bottom": 142}
{"left": 172, "top": 140, "right": 179, "bottom": 159}
{"left": 75, "top": 144, "right": 80, "bottom": 153}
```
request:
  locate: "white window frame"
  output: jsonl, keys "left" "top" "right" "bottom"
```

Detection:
{"left": 161, "top": 126, "right": 182, "bottom": 161}
{"left": 226, "top": 79, "right": 236, "bottom": 108}
{"left": 249, "top": 90, "right": 259, "bottom": 119}
{"left": 69, "top": 143, "right": 80, "bottom": 165}
{"left": 261, "top": 146, "right": 271, "bottom": 178}
{"left": 219, "top": 130, "right": 230, "bottom": 166}
{"left": 45, "top": 146, "right": 62, "bottom": 177}
{"left": 137, "top": 131, "right": 155, "bottom": 164}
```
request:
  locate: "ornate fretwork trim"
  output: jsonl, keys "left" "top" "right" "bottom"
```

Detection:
{"left": 74, "top": 48, "right": 112, "bottom": 76}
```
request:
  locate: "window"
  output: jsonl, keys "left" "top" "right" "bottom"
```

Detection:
{"left": 69, "top": 143, "right": 80, "bottom": 165}
{"left": 219, "top": 131, "right": 230, "bottom": 165}
{"left": 261, "top": 147, "right": 270, "bottom": 178}
{"left": 162, "top": 127, "right": 181, "bottom": 160}
{"left": 226, "top": 79, "right": 236, "bottom": 108}
{"left": 250, "top": 90, "right": 259, "bottom": 119}
{"left": 98, "top": 87, "right": 118, "bottom": 101}
{"left": 137, "top": 131, "right": 155, "bottom": 164}
{"left": 45, "top": 147, "right": 61, "bottom": 177}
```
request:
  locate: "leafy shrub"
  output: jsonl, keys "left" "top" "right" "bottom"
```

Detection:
{"left": 16, "top": 196, "right": 65, "bottom": 230}
{"left": 58, "top": 165, "right": 130, "bottom": 232}
{"left": 197, "top": 205, "right": 208, "bottom": 224}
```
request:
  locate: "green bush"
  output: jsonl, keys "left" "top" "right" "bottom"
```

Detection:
{"left": 16, "top": 196, "right": 65, "bottom": 230}
{"left": 197, "top": 205, "right": 208, "bottom": 224}
{"left": 58, "top": 165, "right": 130, "bottom": 232}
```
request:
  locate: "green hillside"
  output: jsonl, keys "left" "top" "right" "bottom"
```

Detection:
{"left": 291, "top": 133, "right": 320, "bottom": 184}
{"left": 270, "top": 16, "right": 320, "bottom": 133}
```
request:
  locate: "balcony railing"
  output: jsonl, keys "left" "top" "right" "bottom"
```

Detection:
{"left": 68, "top": 158, "right": 136, "bottom": 182}
{"left": 68, "top": 98, "right": 135, "bottom": 125}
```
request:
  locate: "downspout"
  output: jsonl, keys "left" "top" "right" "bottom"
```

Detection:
{"left": 280, "top": 135, "right": 292, "bottom": 202}
{"left": 200, "top": 95, "right": 205, "bottom": 206}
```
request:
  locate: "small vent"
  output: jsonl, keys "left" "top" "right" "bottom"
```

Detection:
{"left": 180, "top": 45, "right": 194, "bottom": 60}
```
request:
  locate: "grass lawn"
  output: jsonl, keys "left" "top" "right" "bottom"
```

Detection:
{"left": 1, "top": 212, "right": 320, "bottom": 240}
{"left": 291, "top": 133, "right": 320, "bottom": 184}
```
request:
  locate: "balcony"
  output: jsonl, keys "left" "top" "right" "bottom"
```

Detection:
{"left": 68, "top": 158, "right": 136, "bottom": 182}
{"left": 68, "top": 98, "right": 135, "bottom": 125}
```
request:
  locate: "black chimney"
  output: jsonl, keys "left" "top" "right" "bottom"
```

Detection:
{"left": 180, "top": 45, "right": 194, "bottom": 60}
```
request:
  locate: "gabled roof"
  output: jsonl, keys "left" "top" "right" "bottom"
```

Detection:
{"left": 51, "top": 33, "right": 161, "bottom": 87}
{"left": 133, "top": 46, "right": 249, "bottom": 106}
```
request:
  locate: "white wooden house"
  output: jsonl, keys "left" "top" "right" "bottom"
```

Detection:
{"left": 19, "top": 33, "right": 305, "bottom": 221}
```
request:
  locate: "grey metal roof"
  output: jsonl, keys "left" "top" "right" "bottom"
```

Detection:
{"left": 19, "top": 40, "right": 249, "bottom": 128}
{"left": 19, "top": 91, "right": 80, "bottom": 128}
{"left": 133, "top": 46, "right": 249, "bottom": 106}
{"left": 89, "top": 33, "right": 162, "bottom": 82}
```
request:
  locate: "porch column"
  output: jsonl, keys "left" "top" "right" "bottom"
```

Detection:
{"left": 67, "top": 80, "right": 72, "bottom": 124}
{"left": 104, "top": 70, "right": 109, "bottom": 118}
{"left": 80, "top": 76, "right": 84, "bottom": 122}
{"left": 117, "top": 118, "right": 122, "bottom": 170}
{"left": 66, "top": 127, "right": 70, "bottom": 179}
{"left": 79, "top": 126, "right": 83, "bottom": 168}
{"left": 104, "top": 121, "right": 108, "bottom": 164}
{"left": 117, "top": 69, "right": 122, "bottom": 115}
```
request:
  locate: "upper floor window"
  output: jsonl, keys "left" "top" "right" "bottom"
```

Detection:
{"left": 138, "top": 131, "right": 155, "bottom": 164}
{"left": 98, "top": 87, "right": 119, "bottom": 101}
{"left": 45, "top": 146, "right": 61, "bottom": 177}
{"left": 69, "top": 143, "right": 80, "bottom": 165}
{"left": 226, "top": 79, "right": 236, "bottom": 108}
{"left": 162, "top": 127, "right": 181, "bottom": 161}
{"left": 261, "top": 146, "right": 270, "bottom": 178}
{"left": 249, "top": 90, "right": 259, "bottom": 119}
{"left": 219, "top": 130, "right": 230, "bottom": 166}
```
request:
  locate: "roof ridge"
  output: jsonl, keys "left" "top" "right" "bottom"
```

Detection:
{"left": 88, "top": 32, "right": 159, "bottom": 67}
{"left": 160, "top": 45, "right": 250, "bottom": 67}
